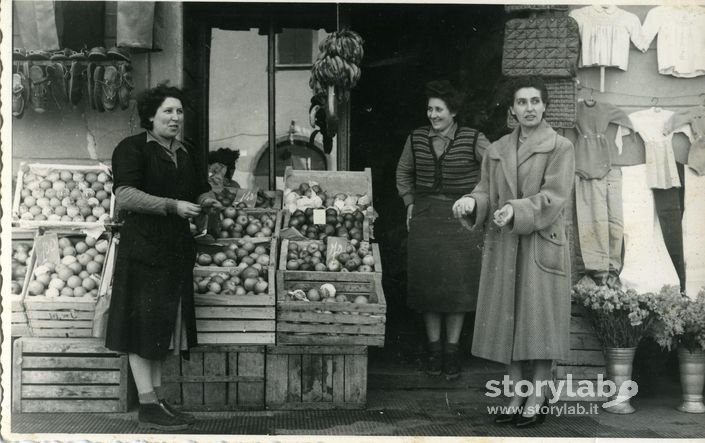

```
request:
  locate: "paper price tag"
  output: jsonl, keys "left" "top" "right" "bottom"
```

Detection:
{"left": 313, "top": 209, "right": 326, "bottom": 225}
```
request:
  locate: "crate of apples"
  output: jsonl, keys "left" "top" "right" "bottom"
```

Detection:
{"left": 215, "top": 207, "right": 280, "bottom": 240}
{"left": 195, "top": 237, "right": 274, "bottom": 270}
{"left": 11, "top": 240, "right": 33, "bottom": 297}
{"left": 276, "top": 276, "right": 387, "bottom": 346}
{"left": 281, "top": 239, "right": 380, "bottom": 274}
{"left": 285, "top": 206, "right": 369, "bottom": 242}
{"left": 14, "top": 163, "right": 114, "bottom": 226}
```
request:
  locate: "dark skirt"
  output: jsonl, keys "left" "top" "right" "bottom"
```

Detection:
{"left": 407, "top": 196, "right": 483, "bottom": 313}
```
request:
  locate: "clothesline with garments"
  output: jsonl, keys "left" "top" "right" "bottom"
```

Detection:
{"left": 570, "top": 86, "right": 705, "bottom": 300}
{"left": 576, "top": 82, "right": 705, "bottom": 105}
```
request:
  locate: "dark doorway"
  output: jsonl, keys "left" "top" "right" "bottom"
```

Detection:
{"left": 348, "top": 4, "right": 506, "bottom": 363}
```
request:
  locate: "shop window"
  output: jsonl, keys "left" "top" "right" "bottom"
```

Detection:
{"left": 253, "top": 136, "right": 327, "bottom": 188}
{"left": 277, "top": 28, "right": 315, "bottom": 67}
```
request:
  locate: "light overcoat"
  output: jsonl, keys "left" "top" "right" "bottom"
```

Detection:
{"left": 466, "top": 121, "right": 575, "bottom": 364}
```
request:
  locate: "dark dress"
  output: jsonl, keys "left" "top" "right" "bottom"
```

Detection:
{"left": 105, "top": 133, "right": 210, "bottom": 359}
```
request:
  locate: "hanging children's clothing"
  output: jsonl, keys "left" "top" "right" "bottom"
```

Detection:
{"left": 574, "top": 101, "right": 633, "bottom": 274}
{"left": 569, "top": 5, "right": 644, "bottom": 70}
{"left": 640, "top": 6, "right": 705, "bottom": 78}
{"left": 629, "top": 108, "right": 681, "bottom": 189}
{"left": 664, "top": 106, "right": 705, "bottom": 176}
{"left": 620, "top": 164, "right": 680, "bottom": 293}
{"left": 683, "top": 167, "right": 705, "bottom": 298}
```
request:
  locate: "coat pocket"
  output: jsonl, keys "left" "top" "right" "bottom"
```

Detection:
{"left": 533, "top": 226, "right": 566, "bottom": 276}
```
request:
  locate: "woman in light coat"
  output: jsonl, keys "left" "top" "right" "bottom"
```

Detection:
{"left": 453, "top": 76, "right": 575, "bottom": 428}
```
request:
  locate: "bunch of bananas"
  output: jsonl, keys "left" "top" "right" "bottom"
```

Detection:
{"left": 309, "top": 29, "right": 364, "bottom": 100}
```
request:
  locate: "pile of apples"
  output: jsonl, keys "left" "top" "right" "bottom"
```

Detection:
{"left": 213, "top": 187, "right": 279, "bottom": 209}
{"left": 283, "top": 182, "right": 371, "bottom": 214}
{"left": 196, "top": 239, "right": 271, "bottom": 270}
{"left": 287, "top": 283, "right": 369, "bottom": 305}
{"left": 285, "top": 240, "right": 375, "bottom": 272}
{"left": 17, "top": 167, "right": 113, "bottom": 223}
{"left": 194, "top": 267, "right": 269, "bottom": 296}
{"left": 26, "top": 236, "right": 109, "bottom": 298}
{"left": 288, "top": 207, "right": 365, "bottom": 242}
{"left": 11, "top": 242, "right": 32, "bottom": 295}
{"left": 216, "top": 208, "right": 276, "bottom": 239}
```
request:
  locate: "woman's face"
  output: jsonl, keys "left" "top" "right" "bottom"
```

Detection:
{"left": 510, "top": 87, "right": 546, "bottom": 129}
{"left": 427, "top": 98, "right": 456, "bottom": 132}
{"left": 150, "top": 97, "right": 183, "bottom": 140}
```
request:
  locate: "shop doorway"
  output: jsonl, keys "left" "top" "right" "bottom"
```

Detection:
{"left": 347, "top": 4, "right": 507, "bottom": 363}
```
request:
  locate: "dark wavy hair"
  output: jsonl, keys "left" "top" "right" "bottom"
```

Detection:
{"left": 208, "top": 147, "right": 241, "bottom": 179}
{"left": 425, "top": 80, "right": 465, "bottom": 114}
{"left": 137, "top": 82, "right": 185, "bottom": 130}
{"left": 505, "top": 76, "right": 550, "bottom": 110}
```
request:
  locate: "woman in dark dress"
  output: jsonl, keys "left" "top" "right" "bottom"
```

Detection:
{"left": 396, "top": 80, "right": 490, "bottom": 380}
{"left": 105, "top": 83, "right": 220, "bottom": 430}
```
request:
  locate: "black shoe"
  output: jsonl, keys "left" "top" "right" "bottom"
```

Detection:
{"left": 160, "top": 399, "right": 197, "bottom": 425}
{"left": 494, "top": 412, "right": 520, "bottom": 425}
{"left": 443, "top": 349, "right": 461, "bottom": 380}
{"left": 138, "top": 402, "right": 189, "bottom": 431}
{"left": 426, "top": 347, "right": 442, "bottom": 376}
{"left": 515, "top": 398, "right": 548, "bottom": 428}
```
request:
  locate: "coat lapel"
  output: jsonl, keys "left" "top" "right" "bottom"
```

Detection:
{"left": 489, "top": 129, "right": 519, "bottom": 198}
{"left": 517, "top": 121, "right": 557, "bottom": 167}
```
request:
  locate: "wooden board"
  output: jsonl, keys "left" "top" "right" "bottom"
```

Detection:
{"left": 265, "top": 345, "right": 367, "bottom": 410}
{"left": 276, "top": 261, "right": 387, "bottom": 346}
{"left": 161, "top": 345, "right": 265, "bottom": 411}
{"left": 12, "top": 337, "right": 131, "bottom": 413}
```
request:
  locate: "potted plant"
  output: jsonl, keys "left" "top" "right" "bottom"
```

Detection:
{"left": 652, "top": 287, "right": 705, "bottom": 413}
{"left": 571, "top": 276, "right": 658, "bottom": 414}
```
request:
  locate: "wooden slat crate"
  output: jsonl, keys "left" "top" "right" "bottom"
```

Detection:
{"left": 281, "top": 167, "right": 375, "bottom": 239}
{"left": 276, "top": 256, "right": 386, "bottom": 346}
{"left": 24, "top": 232, "right": 112, "bottom": 338}
{"left": 265, "top": 345, "right": 368, "bottom": 410}
{"left": 11, "top": 230, "right": 36, "bottom": 337}
{"left": 161, "top": 345, "right": 265, "bottom": 411}
{"left": 12, "top": 337, "right": 132, "bottom": 413}
{"left": 281, "top": 210, "right": 372, "bottom": 242}
{"left": 556, "top": 303, "right": 607, "bottom": 402}
{"left": 13, "top": 162, "right": 115, "bottom": 229}
{"left": 194, "top": 238, "right": 277, "bottom": 345}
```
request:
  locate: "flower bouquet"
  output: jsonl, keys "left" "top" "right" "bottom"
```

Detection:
{"left": 651, "top": 287, "right": 705, "bottom": 413}
{"left": 651, "top": 287, "right": 705, "bottom": 353}
{"left": 571, "top": 276, "right": 657, "bottom": 349}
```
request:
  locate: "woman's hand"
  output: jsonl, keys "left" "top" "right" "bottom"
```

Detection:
{"left": 493, "top": 204, "right": 514, "bottom": 227}
{"left": 175, "top": 201, "right": 202, "bottom": 219}
{"left": 452, "top": 197, "right": 475, "bottom": 219}
{"left": 406, "top": 204, "right": 414, "bottom": 232}
{"left": 200, "top": 197, "right": 223, "bottom": 210}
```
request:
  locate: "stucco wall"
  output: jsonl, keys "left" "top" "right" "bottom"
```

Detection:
{"left": 11, "top": 3, "right": 183, "bottom": 176}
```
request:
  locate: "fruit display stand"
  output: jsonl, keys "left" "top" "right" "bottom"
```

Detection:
{"left": 276, "top": 239, "right": 386, "bottom": 347}
{"left": 12, "top": 337, "right": 133, "bottom": 413}
{"left": 161, "top": 345, "right": 265, "bottom": 411}
{"left": 194, "top": 237, "right": 277, "bottom": 345}
{"left": 265, "top": 345, "right": 367, "bottom": 409}
{"left": 11, "top": 229, "right": 37, "bottom": 337}
{"left": 13, "top": 162, "right": 115, "bottom": 229}
{"left": 23, "top": 231, "right": 113, "bottom": 338}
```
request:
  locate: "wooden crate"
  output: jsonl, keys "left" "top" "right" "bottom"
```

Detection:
{"left": 11, "top": 230, "right": 36, "bottom": 337}
{"left": 281, "top": 210, "right": 372, "bottom": 241}
{"left": 266, "top": 345, "right": 367, "bottom": 410}
{"left": 194, "top": 238, "right": 276, "bottom": 345}
{"left": 24, "top": 232, "right": 112, "bottom": 338}
{"left": 556, "top": 303, "right": 607, "bottom": 402}
{"left": 161, "top": 345, "right": 265, "bottom": 411}
{"left": 276, "top": 257, "right": 386, "bottom": 346}
{"left": 12, "top": 337, "right": 132, "bottom": 413}
{"left": 282, "top": 167, "right": 373, "bottom": 202}
{"left": 13, "top": 162, "right": 115, "bottom": 229}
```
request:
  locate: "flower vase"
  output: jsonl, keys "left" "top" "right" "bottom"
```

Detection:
{"left": 603, "top": 347, "right": 637, "bottom": 414}
{"left": 677, "top": 348, "right": 705, "bottom": 414}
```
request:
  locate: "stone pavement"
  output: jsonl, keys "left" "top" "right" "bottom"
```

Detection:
{"left": 8, "top": 357, "right": 705, "bottom": 439}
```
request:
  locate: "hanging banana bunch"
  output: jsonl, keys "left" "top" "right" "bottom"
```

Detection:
{"left": 309, "top": 29, "right": 364, "bottom": 103}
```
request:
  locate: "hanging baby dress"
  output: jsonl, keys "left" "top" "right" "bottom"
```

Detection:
{"left": 569, "top": 5, "right": 644, "bottom": 70}
{"left": 640, "top": 6, "right": 705, "bottom": 78}
{"left": 629, "top": 108, "right": 681, "bottom": 189}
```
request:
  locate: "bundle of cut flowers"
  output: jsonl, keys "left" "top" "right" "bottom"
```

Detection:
{"left": 651, "top": 287, "right": 705, "bottom": 353}
{"left": 571, "top": 276, "right": 658, "bottom": 349}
